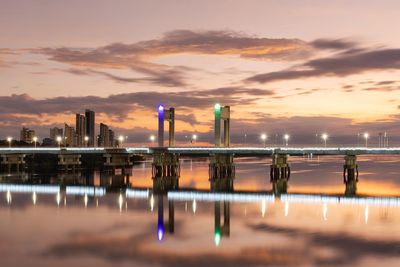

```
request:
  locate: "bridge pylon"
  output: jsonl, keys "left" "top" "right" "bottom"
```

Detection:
{"left": 214, "top": 104, "right": 230, "bottom": 147}
{"left": 158, "top": 105, "right": 175, "bottom": 147}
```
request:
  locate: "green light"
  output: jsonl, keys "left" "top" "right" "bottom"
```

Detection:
{"left": 214, "top": 231, "right": 221, "bottom": 246}
{"left": 214, "top": 103, "right": 221, "bottom": 112}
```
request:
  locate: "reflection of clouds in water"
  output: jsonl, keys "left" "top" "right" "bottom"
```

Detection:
{"left": 248, "top": 223, "right": 400, "bottom": 266}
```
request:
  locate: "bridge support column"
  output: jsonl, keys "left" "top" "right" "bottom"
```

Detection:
{"left": 103, "top": 150, "right": 134, "bottom": 174}
{"left": 0, "top": 154, "right": 26, "bottom": 173}
{"left": 152, "top": 153, "right": 180, "bottom": 193}
{"left": 209, "top": 154, "right": 235, "bottom": 192}
{"left": 270, "top": 154, "right": 290, "bottom": 195}
{"left": 343, "top": 155, "right": 358, "bottom": 196}
{"left": 58, "top": 153, "right": 81, "bottom": 171}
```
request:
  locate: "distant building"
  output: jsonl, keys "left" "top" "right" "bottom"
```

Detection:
{"left": 75, "top": 113, "right": 86, "bottom": 147}
{"left": 99, "top": 123, "right": 110, "bottom": 147}
{"left": 109, "top": 129, "right": 115, "bottom": 147}
{"left": 64, "top": 124, "right": 76, "bottom": 147}
{"left": 85, "top": 109, "right": 95, "bottom": 147}
{"left": 42, "top": 138, "right": 55, "bottom": 147}
{"left": 50, "top": 127, "right": 63, "bottom": 141}
{"left": 20, "top": 127, "right": 36, "bottom": 143}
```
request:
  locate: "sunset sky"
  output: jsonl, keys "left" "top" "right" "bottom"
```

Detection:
{"left": 1, "top": 0, "right": 400, "bottom": 145}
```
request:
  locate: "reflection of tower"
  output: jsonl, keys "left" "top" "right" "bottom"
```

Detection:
{"left": 156, "top": 195, "right": 175, "bottom": 241}
{"left": 343, "top": 155, "right": 359, "bottom": 196}
{"left": 214, "top": 201, "right": 230, "bottom": 246}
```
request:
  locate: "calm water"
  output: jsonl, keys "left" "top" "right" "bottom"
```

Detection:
{"left": 1, "top": 155, "right": 400, "bottom": 267}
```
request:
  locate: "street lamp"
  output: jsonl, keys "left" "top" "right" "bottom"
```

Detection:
{"left": 118, "top": 135, "right": 124, "bottom": 147}
{"left": 33, "top": 136, "right": 38, "bottom": 148}
{"left": 149, "top": 134, "right": 155, "bottom": 145}
{"left": 260, "top": 133, "right": 267, "bottom": 147}
{"left": 84, "top": 136, "right": 89, "bottom": 147}
{"left": 321, "top": 133, "right": 328, "bottom": 147}
{"left": 364, "top": 133, "right": 369, "bottom": 147}
{"left": 192, "top": 134, "right": 197, "bottom": 144}
{"left": 6, "top": 137, "right": 12, "bottom": 148}
{"left": 284, "top": 134, "right": 290, "bottom": 147}
{"left": 56, "top": 136, "right": 62, "bottom": 148}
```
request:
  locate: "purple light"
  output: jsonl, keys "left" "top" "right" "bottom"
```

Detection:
{"left": 158, "top": 105, "right": 164, "bottom": 112}
{"left": 157, "top": 225, "right": 164, "bottom": 241}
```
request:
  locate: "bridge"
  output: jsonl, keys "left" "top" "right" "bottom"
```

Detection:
{"left": 1, "top": 103, "right": 399, "bottom": 196}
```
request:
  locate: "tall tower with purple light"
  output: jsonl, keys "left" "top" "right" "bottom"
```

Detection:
{"left": 157, "top": 105, "right": 175, "bottom": 147}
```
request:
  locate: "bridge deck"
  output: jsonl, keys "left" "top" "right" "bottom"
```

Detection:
{"left": 0, "top": 147, "right": 400, "bottom": 155}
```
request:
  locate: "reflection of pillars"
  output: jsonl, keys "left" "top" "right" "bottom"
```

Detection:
{"left": 209, "top": 154, "right": 235, "bottom": 192}
{"left": 214, "top": 201, "right": 230, "bottom": 246}
{"left": 168, "top": 200, "right": 174, "bottom": 233}
{"left": 343, "top": 155, "right": 358, "bottom": 196}
{"left": 270, "top": 154, "right": 290, "bottom": 195}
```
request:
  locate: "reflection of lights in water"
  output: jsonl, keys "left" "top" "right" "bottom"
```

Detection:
{"left": 157, "top": 222, "right": 164, "bottom": 241}
{"left": 244, "top": 207, "right": 247, "bottom": 216}
{"left": 185, "top": 202, "right": 188, "bottom": 212}
{"left": 56, "top": 192, "right": 61, "bottom": 206}
{"left": 214, "top": 230, "right": 221, "bottom": 247}
{"left": 6, "top": 190, "right": 11, "bottom": 204}
{"left": 32, "top": 192, "right": 37, "bottom": 205}
{"left": 96, "top": 198, "right": 99, "bottom": 207}
{"left": 365, "top": 205, "right": 369, "bottom": 224}
{"left": 84, "top": 194, "right": 88, "bottom": 207}
{"left": 284, "top": 201, "right": 289, "bottom": 217}
{"left": 118, "top": 194, "right": 124, "bottom": 212}
{"left": 261, "top": 199, "right": 267, "bottom": 217}
{"left": 192, "top": 199, "right": 197, "bottom": 214}
{"left": 150, "top": 194, "right": 154, "bottom": 211}
{"left": 323, "top": 203, "right": 328, "bottom": 221}
{"left": 64, "top": 196, "right": 67, "bottom": 206}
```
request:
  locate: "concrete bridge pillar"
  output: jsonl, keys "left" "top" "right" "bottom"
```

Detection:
{"left": 0, "top": 154, "right": 26, "bottom": 173}
{"left": 103, "top": 151, "right": 133, "bottom": 174}
{"left": 152, "top": 153, "right": 180, "bottom": 193}
{"left": 343, "top": 155, "right": 358, "bottom": 196}
{"left": 214, "top": 104, "right": 230, "bottom": 147}
{"left": 270, "top": 154, "right": 290, "bottom": 195}
{"left": 158, "top": 105, "right": 175, "bottom": 147}
{"left": 209, "top": 154, "right": 235, "bottom": 192}
{"left": 58, "top": 153, "right": 81, "bottom": 171}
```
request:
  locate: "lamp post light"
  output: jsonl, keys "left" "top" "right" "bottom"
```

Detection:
{"left": 84, "top": 136, "right": 89, "bottom": 147}
{"left": 260, "top": 133, "right": 267, "bottom": 147}
{"left": 283, "top": 134, "right": 290, "bottom": 147}
{"left": 244, "top": 133, "right": 247, "bottom": 146}
{"left": 321, "top": 133, "right": 328, "bottom": 147}
{"left": 33, "top": 136, "right": 38, "bottom": 148}
{"left": 56, "top": 136, "right": 62, "bottom": 148}
{"left": 118, "top": 135, "right": 124, "bottom": 147}
{"left": 6, "top": 137, "right": 12, "bottom": 148}
{"left": 192, "top": 134, "right": 197, "bottom": 144}
{"left": 149, "top": 134, "right": 155, "bottom": 145}
{"left": 364, "top": 133, "right": 369, "bottom": 147}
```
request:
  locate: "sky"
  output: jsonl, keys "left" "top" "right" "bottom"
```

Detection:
{"left": 1, "top": 0, "right": 400, "bottom": 146}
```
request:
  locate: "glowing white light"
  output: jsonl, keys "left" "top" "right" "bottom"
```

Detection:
{"left": 260, "top": 134, "right": 267, "bottom": 140}
{"left": 56, "top": 136, "right": 62, "bottom": 142}
{"left": 32, "top": 136, "right": 38, "bottom": 142}
{"left": 32, "top": 192, "right": 37, "bottom": 205}
{"left": 192, "top": 199, "right": 197, "bottom": 214}
{"left": 364, "top": 205, "right": 369, "bottom": 224}
{"left": 192, "top": 134, "right": 198, "bottom": 141}
{"left": 6, "top": 190, "right": 12, "bottom": 204}
{"left": 167, "top": 191, "right": 275, "bottom": 203}
{"left": 6, "top": 136, "right": 12, "bottom": 142}
{"left": 118, "top": 194, "right": 124, "bottom": 212}
{"left": 322, "top": 203, "right": 328, "bottom": 221}
{"left": 84, "top": 194, "right": 88, "bottom": 207}
{"left": 261, "top": 199, "right": 267, "bottom": 217}
{"left": 56, "top": 192, "right": 61, "bottom": 206}
{"left": 149, "top": 135, "right": 155, "bottom": 142}
{"left": 150, "top": 194, "right": 155, "bottom": 211}
{"left": 284, "top": 201, "right": 289, "bottom": 217}
{"left": 84, "top": 136, "right": 89, "bottom": 141}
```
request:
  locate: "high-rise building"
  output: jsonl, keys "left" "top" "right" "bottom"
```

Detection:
{"left": 109, "top": 129, "right": 115, "bottom": 147}
{"left": 64, "top": 124, "right": 76, "bottom": 147}
{"left": 20, "top": 127, "right": 36, "bottom": 143}
{"left": 50, "top": 127, "right": 63, "bottom": 142}
{"left": 85, "top": 109, "right": 95, "bottom": 147}
{"left": 75, "top": 113, "right": 86, "bottom": 147}
{"left": 99, "top": 123, "right": 110, "bottom": 147}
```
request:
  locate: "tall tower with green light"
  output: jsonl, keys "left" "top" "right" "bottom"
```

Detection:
{"left": 214, "top": 103, "right": 230, "bottom": 147}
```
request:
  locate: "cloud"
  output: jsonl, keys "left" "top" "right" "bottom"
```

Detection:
{"left": 245, "top": 48, "right": 400, "bottom": 84}
{"left": 310, "top": 38, "right": 357, "bottom": 50}
{"left": 34, "top": 30, "right": 311, "bottom": 87}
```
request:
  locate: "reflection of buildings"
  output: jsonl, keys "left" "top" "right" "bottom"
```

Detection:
{"left": 214, "top": 201, "right": 230, "bottom": 246}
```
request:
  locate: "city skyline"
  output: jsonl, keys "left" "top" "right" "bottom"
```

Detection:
{"left": 1, "top": 0, "right": 400, "bottom": 145}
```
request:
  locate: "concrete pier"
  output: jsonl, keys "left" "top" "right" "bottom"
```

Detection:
{"left": 270, "top": 154, "right": 290, "bottom": 181}
{"left": 152, "top": 153, "right": 180, "bottom": 193}
{"left": 58, "top": 153, "right": 81, "bottom": 171}
{"left": 0, "top": 154, "right": 26, "bottom": 172}
{"left": 209, "top": 154, "right": 235, "bottom": 192}
{"left": 343, "top": 155, "right": 359, "bottom": 196}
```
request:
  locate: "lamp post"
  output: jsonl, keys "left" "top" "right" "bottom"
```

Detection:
{"left": 33, "top": 136, "right": 38, "bottom": 148}
{"left": 284, "top": 134, "right": 290, "bottom": 147}
{"left": 84, "top": 136, "right": 89, "bottom": 147}
{"left": 192, "top": 134, "right": 197, "bottom": 145}
{"left": 364, "top": 133, "right": 369, "bottom": 147}
{"left": 260, "top": 133, "right": 267, "bottom": 147}
{"left": 149, "top": 134, "right": 155, "bottom": 146}
{"left": 321, "top": 133, "right": 328, "bottom": 147}
{"left": 6, "top": 137, "right": 12, "bottom": 148}
{"left": 56, "top": 136, "right": 62, "bottom": 148}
